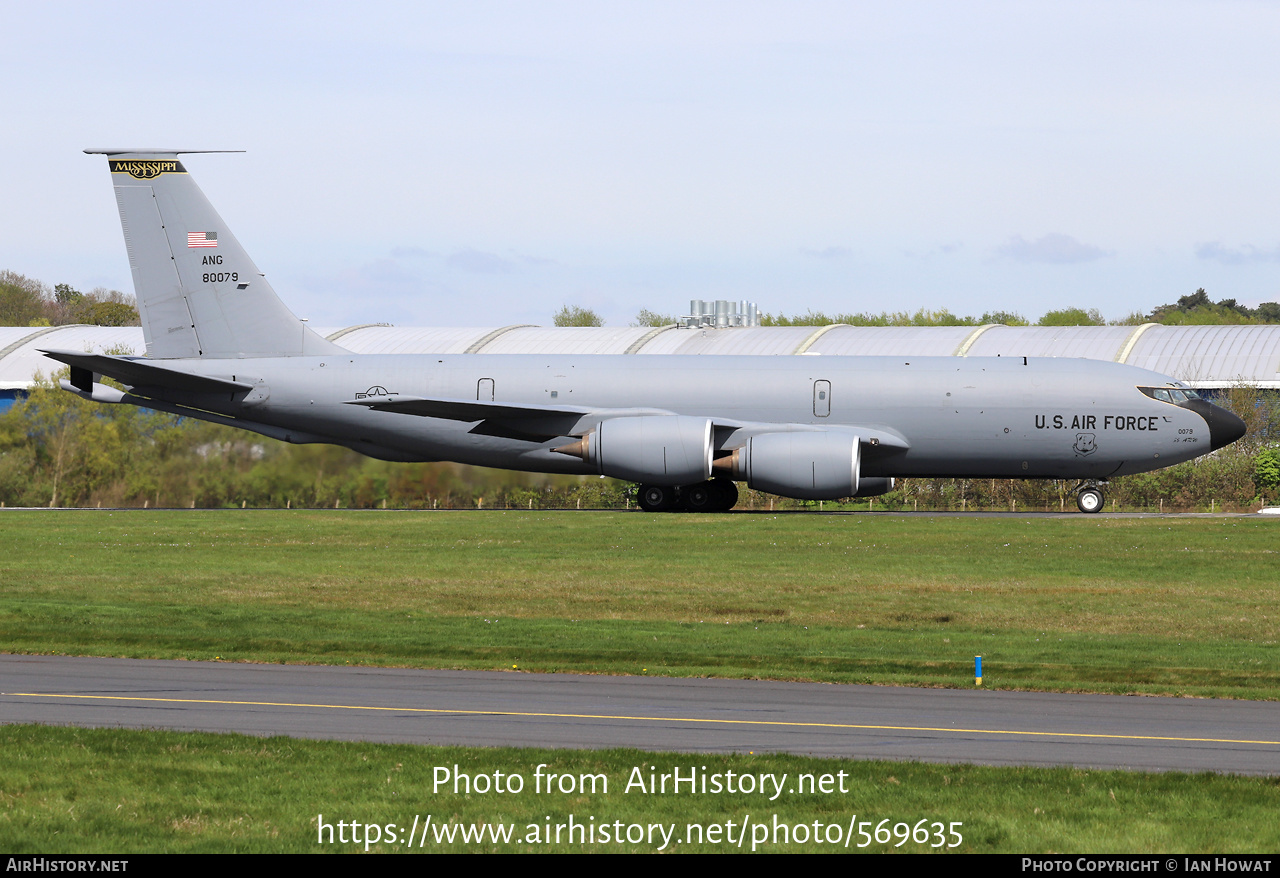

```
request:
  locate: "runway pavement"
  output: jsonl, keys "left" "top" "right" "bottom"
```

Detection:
{"left": 3, "top": 654, "right": 1278, "bottom": 774}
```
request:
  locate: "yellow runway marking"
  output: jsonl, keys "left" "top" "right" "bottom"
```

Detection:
{"left": 11, "top": 692, "right": 1280, "bottom": 747}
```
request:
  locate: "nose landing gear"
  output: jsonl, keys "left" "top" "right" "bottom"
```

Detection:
{"left": 1075, "top": 483, "right": 1105, "bottom": 514}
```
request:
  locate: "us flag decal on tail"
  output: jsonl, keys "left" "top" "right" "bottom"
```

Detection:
{"left": 188, "top": 231, "right": 218, "bottom": 248}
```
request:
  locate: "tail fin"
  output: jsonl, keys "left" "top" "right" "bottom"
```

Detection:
{"left": 86, "top": 149, "right": 343, "bottom": 359}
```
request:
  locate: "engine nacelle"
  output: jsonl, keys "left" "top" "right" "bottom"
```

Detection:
{"left": 853, "top": 477, "right": 894, "bottom": 497}
{"left": 556, "top": 415, "right": 713, "bottom": 485}
{"left": 719, "top": 431, "right": 861, "bottom": 500}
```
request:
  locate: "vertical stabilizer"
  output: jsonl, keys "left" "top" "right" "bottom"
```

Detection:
{"left": 86, "top": 149, "right": 343, "bottom": 359}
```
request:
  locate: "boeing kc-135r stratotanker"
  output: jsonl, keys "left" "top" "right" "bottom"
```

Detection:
{"left": 46, "top": 150, "right": 1246, "bottom": 513}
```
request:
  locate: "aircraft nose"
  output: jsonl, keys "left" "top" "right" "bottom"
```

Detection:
{"left": 1194, "top": 400, "right": 1247, "bottom": 451}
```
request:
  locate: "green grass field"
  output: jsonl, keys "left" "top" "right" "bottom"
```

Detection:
{"left": 2, "top": 509, "right": 1276, "bottom": 697}
{"left": 3, "top": 509, "right": 1278, "bottom": 853}
{"left": 2, "top": 725, "right": 1277, "bottom": 854}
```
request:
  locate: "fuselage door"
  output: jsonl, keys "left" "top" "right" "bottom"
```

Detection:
{"left": 477, "top": 378, "right": 494, "bottom": 401}
{"left": 813, "top": 379, "right": 831, "bottom": 418}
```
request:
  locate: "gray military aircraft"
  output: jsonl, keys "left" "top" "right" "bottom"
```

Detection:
{"left": 45, "top": 150, "right": 1246, "bottom": 513}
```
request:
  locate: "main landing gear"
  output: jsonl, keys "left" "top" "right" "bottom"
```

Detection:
{"left": 1075, "top": 482, "right": 1106, "bottom": 514}
{"left": 637, "top": 479, "right": 739, "bottom": 512}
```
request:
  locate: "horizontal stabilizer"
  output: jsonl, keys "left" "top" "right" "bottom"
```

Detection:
{"left": 41, "top": 349, "right": 253, "bottom": 395}
{"left": 84, "top": 148, "right": 246, "bottom": 156}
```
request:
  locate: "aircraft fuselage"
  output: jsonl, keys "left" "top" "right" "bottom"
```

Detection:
{"left": 163, "top": 352, "right": 1216, "bottom": 481}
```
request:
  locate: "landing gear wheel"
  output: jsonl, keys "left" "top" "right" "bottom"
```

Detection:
{"left": 1077, "top": 487, "right": 1104, "bottom": 514}
{"left": 709, "top": 478, "right": 739, "bottom": 511}
{"left": 681, "top": 481, "right": 717, "bottom": 512}
{"left": 638, "top": 484, "right": 678, "bottom": 512}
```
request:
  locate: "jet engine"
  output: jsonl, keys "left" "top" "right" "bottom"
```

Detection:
{"left": 853, "top": 477, "right": 895, "bottom": 497}
{"left": 554, "top": 415, "right": 713, "bottom": 484}
{"left": 715, "top": 431, "right": 861, "bottom": 500}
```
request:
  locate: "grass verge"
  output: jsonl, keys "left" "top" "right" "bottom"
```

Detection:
{"left": 1, "top": 510, "right": 1277, "bottom": 696}
{"left": 2, "top": 725, "right": 1277, "bottom": 853}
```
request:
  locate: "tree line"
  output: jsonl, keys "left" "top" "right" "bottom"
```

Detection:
{"left": 0, "top": 271, "right": 139, "bottom": 327}
{"left": 3, "top": 269, "right": 1272, "bottom": 331}
{"left": 550, "top": 289, "right": 1280, "bottom": 329}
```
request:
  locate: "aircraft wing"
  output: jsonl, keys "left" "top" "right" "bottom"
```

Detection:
{"left": 344, "top": 395, "right": 597, "bottom": 421}
{"left": 41, "top": 350, "right": 254, "bottom": 395}
{"left": 344, "top": 394, "right": 910, "bottom": 451}
{"left": 343, "top": 395, "right": 677, "bottom": 441}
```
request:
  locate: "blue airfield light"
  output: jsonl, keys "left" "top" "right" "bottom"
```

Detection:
{"left": 975, "top": 655, "right": 983, "bottom": 687}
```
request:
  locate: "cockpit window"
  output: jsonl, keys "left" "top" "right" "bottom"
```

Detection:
{"left": 1139, "top": 385, "right": 1202, "bottom": 405}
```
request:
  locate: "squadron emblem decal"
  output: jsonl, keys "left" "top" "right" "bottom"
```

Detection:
{"left": 1073, "top": 432, "right": 1097, "bottom": 457}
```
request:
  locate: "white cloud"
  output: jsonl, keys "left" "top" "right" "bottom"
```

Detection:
{"left": 997, "top": 234, "right": 1113, "bottom": 264}
{"left": 1195, "top": 242, "right": 1280, "bottom": 265}
{"left": 445, "top": 248, "right": 515, "bottom": 274}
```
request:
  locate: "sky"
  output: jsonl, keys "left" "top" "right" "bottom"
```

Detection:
{"left": 4, "top": 1, "right": 1280, "bottom": 328}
